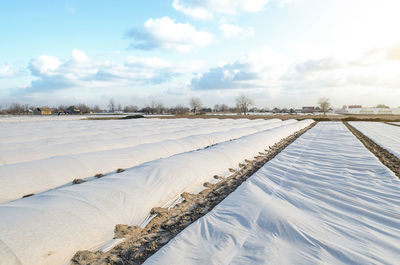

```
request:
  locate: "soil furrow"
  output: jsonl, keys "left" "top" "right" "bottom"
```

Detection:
{"left": 344, "top": 122, "right": 400, "bottom": 178}
{"left": 385, "top": 122, "right": 400, "bottom": 128}
{"left": 71, "top": 122, "right": 317, "bottom": 265}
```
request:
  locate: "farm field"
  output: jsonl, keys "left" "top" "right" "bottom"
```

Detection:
{"left": 0, "top": 118, "right": 312, "bottom": 265}
{"left": 145, "top": 122, "right": 400, "bottom": 265}
{"left": 0, "top": 118, "right": 399, "bottom": 265}
{"left": 0, "top": 118, "right": 295, "bottom": 203}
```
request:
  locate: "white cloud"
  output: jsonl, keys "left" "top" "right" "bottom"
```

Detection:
{"left": 24, "top": 49, "right": 198, "bottom": 97}
{"left": 191, "top": 47, "right": 288, "bottom": 90}
{"left": 0, "top": 63, "right": 17, "bottom": 78}
{"left": 172, "top": 0, "right": 213, "bottom": 20}
{"left": 220, "top": 24, "right": 254, "bottom": 38}
{"left": 29, "top": 55, "right": 60, "bottom": 76}
{"left": 172, "top": 0, "right": 270, "bottom": 19}
{"left": 190, "top": 45, "right": 400, "bottom": 107}
{"left": 127, "top": 16, "right": 213, "bottom": 53}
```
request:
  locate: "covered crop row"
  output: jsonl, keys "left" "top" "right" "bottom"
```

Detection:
{"left": 349, "top": 122, "right": 400, "bottom": 159}
{"left": 0, "top": 119, "right": 271, "bottom": 165}
{"left": 0, "top": 118, "right": 262, "bottom": 151}
{"left": 145, "top": 122, "right": 400, "bottom": 265}
{"left": 0, "top": 118, "right": 255, "bottom": 145}
{"left": 0, "top": 119, "right": 288, "bottom": 203}
{"left": 0, "top": 119, "right": 313, "bottom": 265}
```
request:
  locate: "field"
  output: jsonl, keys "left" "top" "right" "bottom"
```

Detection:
{"left": 0, "top": 117, "right": 399, "bottom": 265}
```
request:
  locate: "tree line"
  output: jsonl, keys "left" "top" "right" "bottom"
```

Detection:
{"left": 1, "top": 95, "right": 392, "bottom": 116}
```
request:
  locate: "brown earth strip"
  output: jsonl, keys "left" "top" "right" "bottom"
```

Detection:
{"left": 344, "top": 122, "right": 400, "bottom": 178}
{"left": 71, "top": 122, "right": 317, "bottom": 265}
{"left": 385, "top": 122, "right": 400, "bottom": 127}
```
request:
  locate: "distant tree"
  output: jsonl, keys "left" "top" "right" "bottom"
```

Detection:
{"left": 141, "top": 106, "right": 152, "bottom": 114}
{"left": 169, "top": 105, "right": 190, "bottom": 115}
{"left": 92, "top": 105, "right": 102, "bottom": 113}
{"left": 108, "top": 99, "right": 115, "bottom": 112}
{"left": 236, "top": 95, "right": 253, "bottom": 115}
{"left": 318, "top": 97, "right": 331, "bottom": 115}
{"left": 147, "top": 98, "right": 164, "bottom": 114}
{"left": 376, "top": 104, "right": 389, "bottom": 108}
{"left": 189, "top": 97, "right": 202, "bottom": 114}
{"left": 220, "top": 104, "right": 229, "bottom": 112}
{"left": 123, "top": 105, "right": 138, "bottom": 113}
{"left": 8, "top": 103, "right": 25, "bottom": 114}
{"left": 117, "top": 104, "right": 122, "bottom": 111}
{"left": 342, "top": 105, "right": 347, "bottom": 110}
{"left": 156, "top": 102, "right": 164, "bottom": 114}
{"left": 77, "top": 103, "right": 90, "bottom": 114}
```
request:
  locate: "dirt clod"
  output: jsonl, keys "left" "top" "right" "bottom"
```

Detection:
{"left": 114, "top": 225, "right": 142, "bottom": 239}
{"left": 72, "top": 179, "right": 85, "bottom": 185}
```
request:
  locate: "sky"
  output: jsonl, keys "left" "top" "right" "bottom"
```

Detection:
{"left": 1, "top": 0, "right": 400, "bottom": 109}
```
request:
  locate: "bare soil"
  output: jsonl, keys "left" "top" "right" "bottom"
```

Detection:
{"left": 344, "top": 122, "right": 400, "bottom": 178}
{"left": 385, "top": 122, "right": 400, "bottom": 127}
{"left": 71, "top": 122, "right": 317, "bottom": 265}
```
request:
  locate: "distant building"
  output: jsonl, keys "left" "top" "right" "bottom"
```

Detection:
{"left": 348, "top": 105, "right": 362, "bottom": 109}
{"left": 377, "top": 108, "right": 392, "bottom": 115}
{"left": 66, "top": 106, "right": 81, "bottom": 114}
{"left": 272, "top": 107, "right": 281, "bottom": 114}
{"left": 302, "top": 106, "right": 315, "bottom": 113}
{"left": 34, "top": 107, "right": 52, "bottom": 115}
{"left": 359, "top": 108, "right": 374, "bottom": 115}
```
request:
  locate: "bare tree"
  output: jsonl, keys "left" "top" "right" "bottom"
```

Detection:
{"left": 318, "top": 97, "right": 331, "bottom": 115}
{"left": 108, "top": 99, "right": 115, "bottom": 112}
{"left": 189, "top": 97, "right": 202, "bottom": 114}
{"left": 376, "top": 104, "right": 389, "bottom": 108}
{"left": 236, "top": 95, "right": 253, "bottom": 115}
{"left": 8, "top": 103, "right": 25, "bottom": 114}
{"left": 123, "top": 105, "right": 138, "bottom": 113}
{"left": 147, "top": 98, "right": 164, "bottom": 114}
{"left": 92, "top": 105, "right": 102, "bottom": 113}
{"left": 77, "top": 103, "right": 91, "bottom": 114}
{"left": 169, "top": 105, "right": 190, "bottom": 115}
{"left": 116, "top": 104, "right": 122, "bottom": 112}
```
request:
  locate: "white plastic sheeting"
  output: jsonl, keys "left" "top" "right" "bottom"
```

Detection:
{"left": 0, "top": 119, "right": 313, "bottom": 265}
{"left": 0, "top": 118, "right": 251, "bottom": 152}
{"left": 350, "top": 122, "right": 400, "bottom": 159}
{"left": 0, "top": 119, "right": 290, "bottom": 203}
{"left": 145, "top": 122, "right": 400, "bottom": 265}
{"left": 0, "top": 118, "right": 271, "bottom": 164}
{"left": 0, "top": 118, "right": 263, "bottom": 146}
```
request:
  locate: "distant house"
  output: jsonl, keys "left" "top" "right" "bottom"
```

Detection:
{"left": 377, "top": 108, "right": 392, "bottom": 115}
{"left": 34, "top": 107, "right": 52, "bottom": 115}
{"left": 349, "top": 105, "right": 362, "bottom": 109}
{"left": 302, "top": 106, "right": 315, "bottom": 113}
{"left": 66, "top": 106, "right": 81, "bottom": 114}
{"left": 272, "top": 107, "right": 281, "bottom": 114}
{"left": 359, "top": 108, "right": 374, "bottom": 115}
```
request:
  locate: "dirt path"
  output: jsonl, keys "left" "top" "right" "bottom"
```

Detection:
{"left": 71, "top": 122, "right": 317, "bottom": 265}
{"left": 344, "top": 122, "right": 400, "bottom": 178}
